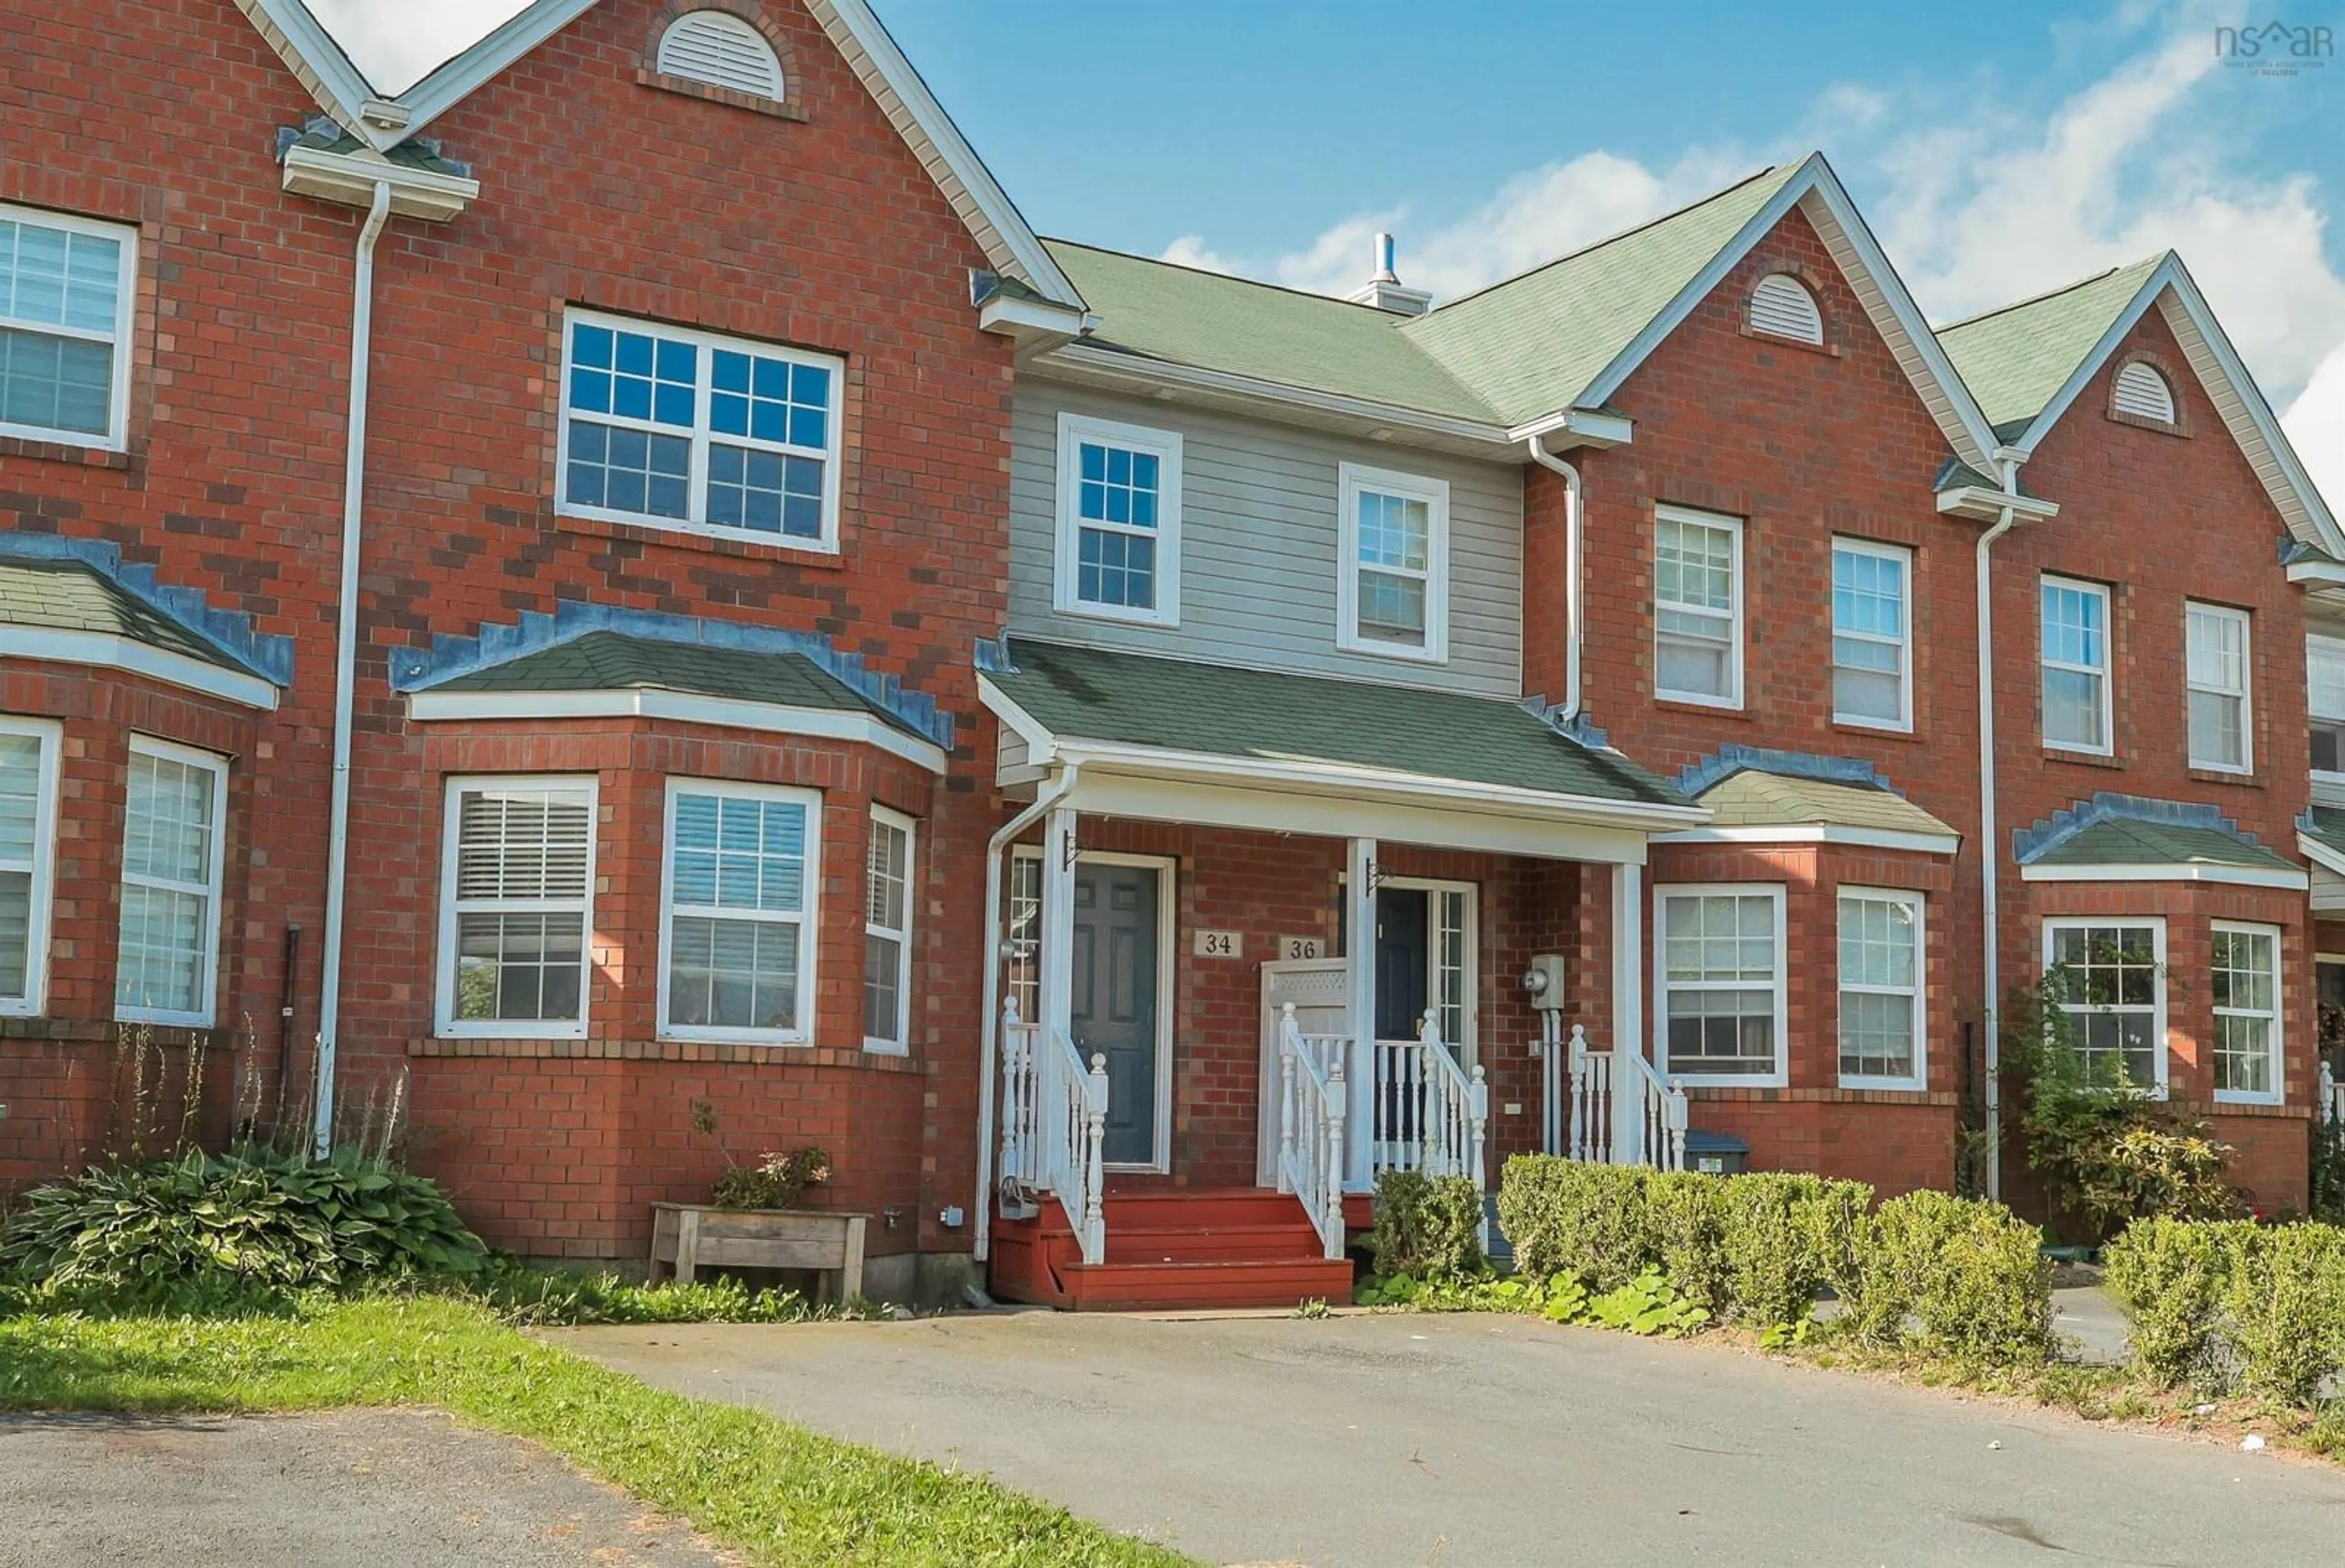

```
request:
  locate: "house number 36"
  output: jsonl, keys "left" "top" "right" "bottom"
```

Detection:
{"left": 1193, "top": 929, "right": 1242, "bottom": 958}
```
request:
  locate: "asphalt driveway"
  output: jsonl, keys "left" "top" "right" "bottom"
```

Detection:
{"left": 0, "top": 1408, "right": 731, "bottom": 1568}
{"left": 566, "top": 1310, "right": 2345, "bottom": 1568}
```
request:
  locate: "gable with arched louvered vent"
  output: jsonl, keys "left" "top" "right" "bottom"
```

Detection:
{"left": 2111, "top": 360, "right": 2176, "bottom": 424}
{"left": 1748, "top": 273, "right": 1823, "bottom": 344}
{"left": 656, "top": 10, "right": 786, "bottom": 101}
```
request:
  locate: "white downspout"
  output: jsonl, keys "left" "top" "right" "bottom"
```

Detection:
{"left": 1525, "top": 435, "right": 1585, "bottom": 722}
{"left": 1976, "top": 456, "right": 2024, "bottom": 1200}
{"left": 313, "top": 180, "right": 393, "bottom": 1157}
{"left": 973, "top": 760, "right": 1081, "bottom": 1261}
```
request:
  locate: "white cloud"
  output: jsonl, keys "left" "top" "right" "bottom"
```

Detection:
{"left": 1158, "top": 236, "right": 1234, "bottom": 275}
{"left": 305, "top": 0, "right": 530, "bottom": 94}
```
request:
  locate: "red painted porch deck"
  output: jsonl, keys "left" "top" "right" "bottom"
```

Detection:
{"left": 989, "top": 1188, "right": 1369, "bottom": 1311}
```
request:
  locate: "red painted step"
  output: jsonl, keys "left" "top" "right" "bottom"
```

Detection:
{"left": 1055, "top": 1256, "right": 1358, "bottom": 1312}
{"left": 990, "top": 1186, "right": 1361, "bottom": 1310}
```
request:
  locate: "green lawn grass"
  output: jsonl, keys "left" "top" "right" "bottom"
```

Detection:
{"left": 0, "top": 1296, "right": 1195, "bottom": 1568}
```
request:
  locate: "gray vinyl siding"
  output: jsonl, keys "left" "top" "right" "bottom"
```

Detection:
{"left": 1009, "top": 381, "right": 1525, "bottom": 698}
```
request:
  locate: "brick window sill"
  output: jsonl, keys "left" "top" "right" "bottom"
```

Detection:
{"left": 1655, "top": 696, "right": 1756, "bottom": 723}
{"left": 1680, "top": 1084, "right": 1957, "bottom": 1107}
{"left": 2185, "top": 767, "right": 2261, "bottom": 789}
{"left": 2197, "top": 1098, "right": 2309, "bottom": 1120}
{"left": 635, "top": 68, "right": 809, "bottom": 120}
{"left": 1830, "top": 719, "right": 1921, "bottom": 746}
{"left": 407, "top": 1036, "right": 923, "bottom": 1073}
{"left": 1739, "top": 324, "right": 1844, "bottom": 359}
{"left": 554, "top": 512, "right": 846, "bottom": 570}
{"left": 2043, "top": 746, "right": 2126, "bottom": 771}
{"left": 0, "top": 1015, "right": 226, "bottom": 1048}
{"left": 0, "top": 434, "right": 131, "bottom": 470}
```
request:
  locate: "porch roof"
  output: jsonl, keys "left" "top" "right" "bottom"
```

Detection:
{"left": 979, "top": 637, "right": 1692, "bottom": 817}
{"left": 2017, "top": 794, "right": 2305, "bottom": 888}
{"left": 1690, "top": 768, "right": 1960, "bottom": 843}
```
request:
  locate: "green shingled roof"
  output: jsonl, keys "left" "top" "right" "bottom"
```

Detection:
{"left": 983, "top": 638, "right": 1689, "bottom": 811}
{"left": 1693, "top": 769, "right": 1958, "bottom": 841}
{"left": 1041, "top": 161, "right": 1806, "bottom": 430}
{"left": 0, "top": 557, "right": 261, "bottom": 675}
{"left": 1937, "top": 256, "right": 2162, "bottom": 440}
{"left": 430, "top": 630, "right": 924, "bottom": 735}
{"left": 2025, "top": 815, "right": 2296, "bottom": 873}
{"left": 1402, "top": 162, "right": 1805, "bottom": 426}
{"left": 2305, "top": 806, "right": 2345, "bottom": 862}
{"left": 1043, "top": 240, "right": 1501, "bottom": 423}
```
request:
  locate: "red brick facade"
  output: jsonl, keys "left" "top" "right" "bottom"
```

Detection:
{"left": 0, "top": 1, "right": 2323, "bottom": 1294}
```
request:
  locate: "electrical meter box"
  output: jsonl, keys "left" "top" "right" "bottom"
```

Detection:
{"left": 1522, "top": 953, "right": 1567, "bottom": 1010}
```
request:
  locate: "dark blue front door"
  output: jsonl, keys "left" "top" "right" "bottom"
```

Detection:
{"left": 1071, "top": 862, "right": 1160, "bottom": 1166}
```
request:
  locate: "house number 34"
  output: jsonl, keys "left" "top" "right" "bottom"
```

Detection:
{"left": 1193, "top": 929, "right": 1242, "bottom": 958}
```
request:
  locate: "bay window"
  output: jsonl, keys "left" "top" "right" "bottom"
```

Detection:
{"left": 660, "top": 780, "right": 816, "bottom": 1043}
{"left": 1657, "top": 885, "right": 1786, "bottom": 1083}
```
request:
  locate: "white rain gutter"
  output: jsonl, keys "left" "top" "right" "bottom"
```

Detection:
{"left": 973, "top": 761, "right": 1081, "bottom": 1261}
{"left": 1525, "top": 435, "right": 1585, "bottom": 722}
{"left": 312, "top": 181, "right": 392, "bottom": 1157}
{"left": 1976, "top": 450, "right": 2029, "bottom": 1200}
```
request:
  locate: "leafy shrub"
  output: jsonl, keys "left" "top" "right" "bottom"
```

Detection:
{"left": 1496, "top": 1156, "right": 1652, "bottom": 1290}
{"left": 2312, "top": 1106, "right": 2345, "bottom": 1225}
{"left": 2222, "top": 1223, "right": 2345, "bottom": 1404}
{"left": 1586, "top": 1266, "right": 1709, "bottom": 1337}
{"left": 1847, "top": 1190, "right": 2052, "bottom": 1363}
{"left": 1715, "top": 1174, "right": 1871, "bottom": 1328}
{"left": 710, "top": 1145, "right": 831, "bottom": 1210}
{"left": 2104, "top": 1216, "right": 2241, "bottom": 1387}
{"left": 1644, "top": 1173, "right": 1729, "bottom": 1315}
{"left": 1, "top": 1147, "right": 485, "bottom": 1314}
{"left": 467, "top": 1261, "right": 850, "bottom": 1326}
{"left": 1366, "top": 1170, "right": 1485, "bottom": 1281}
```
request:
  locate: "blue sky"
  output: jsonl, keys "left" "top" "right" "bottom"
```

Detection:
{"left": 316, "top": 1, "right": 2345, "bottom": 482}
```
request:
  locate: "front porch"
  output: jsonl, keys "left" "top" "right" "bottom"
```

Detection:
{"left": 973, "top": 638, "right": 1705, "bottom": 1309}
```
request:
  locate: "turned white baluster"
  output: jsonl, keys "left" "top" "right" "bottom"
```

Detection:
{"left": 1278, "top": 1004, "right": 1299, "bottom": 1194}
{"left": 1324, "top": 1053, "right": 1348, "bottom": 1255}
{"left": 1083, "top": 1051, "right": 1108, "bottom": 1260}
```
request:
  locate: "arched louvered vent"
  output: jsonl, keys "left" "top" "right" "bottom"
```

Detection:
{"left": 656, "top": 10, "right": 785, "bottom": 100}
{"left": 1748, "top": 273, "right": 1823, "bottom": 344}
{"left": 2112, "top": 361, "right": 2176, "bottom": 424}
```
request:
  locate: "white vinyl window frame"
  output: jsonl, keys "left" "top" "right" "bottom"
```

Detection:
{"left": 554, "top": 307, "right": 845, "bottom": 554}
{"left": 2211, "top": 920, "right": 2283, "bottom": 1106}
{"left": 1336, "top": 462, "right": 1451, "bottom": 663}
{"left": 2184, "top": 601, "right": 2252, "bottom": 775}
{"left": 863, "top": 805, "right": 916, "bottom": 1055}
{"left": 1652, "top": 504, "right": 1745, "bottom": 710}
{"left": 1654, "top": 882, "right": 1788, "bottom": 1088}
{"left": 115, "top": 736, "right": 228, "bottom": 1028}
{"left": 1836, "top": 887, "right": 1925, "bottom": 1090}
{"left": 2040, "top": 575, "right": 2114, "bottom": 756}
{"left": 1830, "top": 537, "right": 1913, "bottom": 731}
{"left": 0, "top": 201, "right": 139, "bottom": 452}
{"left": 0, "top": 716, "right": 62, "bottom": 1017}
{"left": 2310, "top": 633, "right": 2345, "bottom": 787}
{"left": 2041, "top": 916, "right": 2168, "bottom": 1097}
{"left": 656, "top": 777, "right": 821, "bottom": 1046}
{"left": 435, "top": 774, "right": 599, "bottom": 1040}
{"left": 1053, "top": 410, "right": 1183, "bottom": 627}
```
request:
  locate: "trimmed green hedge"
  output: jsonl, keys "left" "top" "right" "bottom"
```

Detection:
{"left": 1365, "top": 1171, "right": 1485, "bottom": 1281}
{"left": 2106, "top": 1217, "right": 2345, "bottom": 1404}
{"left": 1496, "top": 1156, "right": 2054, "bottom": 1364}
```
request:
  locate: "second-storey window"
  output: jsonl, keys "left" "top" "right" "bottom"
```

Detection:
{"left": 1657, "top": 885, "right": 1785, "bottom": 1083}
{"left": 1055, "top": 412, "right": 1181, "bottom": 625}
{"left": 2040, "top": 576, "right": 2112, "bottom": 753}
{"left": 1, "top": 204, "right": 135, "bottom": 449}
{"left": 559, "top": 310, "right": 842, "bottom": 550}
{"left": 440, "top": 778, "right": 595, "bottom": 1037}
{"left": 2212, "top": 922, "right": 2281, "bottom": 1104}
{"left": 117, "top": 739, "right": 227, "bottom": 1027}
{"left": 1831, "top": 539, "right": 1911, "bottom": 728}
{"left": 1654, "top": 505, "right": 1743, "bottom": 706}
{"left": 2045, "top": 920, "right": 2164, "bottom": 1092}
{"left": 1337, "top": 464, "right": 1449, "bottom": 661}
{"left": 1838, "top": 890, "right": 1923, "bottom": 1087}
{"left": 660, "top": 781, "right": 816, "bottom": 1042}
{"left": 0, "top": 718, "right": 60, "bottom": 1017}
{"left": 2185, "top": 603, "right": 2251, "bottom": 773}
{"left": 863, "top": 807, "right": 914, "bottom": 1053}
{"left": 2311, "top": 634, "right": 2345, "bottom": 779}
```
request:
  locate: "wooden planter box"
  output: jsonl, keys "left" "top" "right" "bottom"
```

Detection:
{"left": 650, "top": 1203, "right": 868, "bottom": 1302}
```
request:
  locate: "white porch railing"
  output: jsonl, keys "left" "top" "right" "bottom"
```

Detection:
{"left": 1560, "top": 1023, "right": 1688, "bottom": 1171}
{"left": 997, "top": 1000, "right": 1108, "bottom": 1263}
{"left": 1275, "top": 1004, "right": 1348, "bottom": 1259}
{"left": 1372, "top": 1011, "right": 1489, "bottom": 1192}
{"left": 2324, "top": 1061, "right": 2345, "bottom": 1130}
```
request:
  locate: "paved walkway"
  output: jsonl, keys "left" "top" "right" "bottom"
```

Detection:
{"left": 568, "top": 1309, "right": 2345, "bottom": 1568}
{"left": 0, "top": 1408, "right": 731, "bottom": 1567}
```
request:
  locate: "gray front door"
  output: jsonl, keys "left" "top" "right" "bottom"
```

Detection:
{"left": 1071, "top": 861, "right": 1162, "bottom": 1166}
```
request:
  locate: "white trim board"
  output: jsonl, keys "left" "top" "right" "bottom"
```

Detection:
{"left": 0, "top": 717, "right": 62, "bottom": 1019}
{"left": 406, "top": 688, "right": 948, "bottom": 773}
{"left": 1651, "top": 823, "right": 1960, "bottom": 855}
{"left": 0, "top": 627, "right": 279, "bottom": 710}
{"left": 2020, "top": 861, "right": 2308, "bottom": 891}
